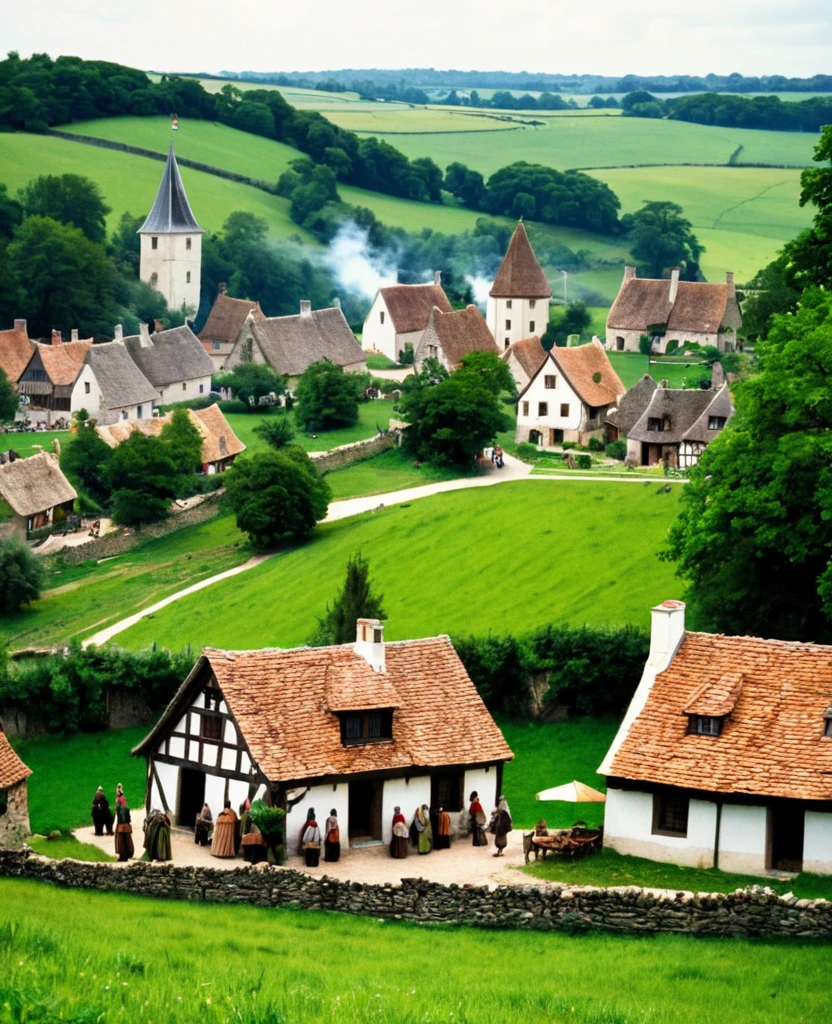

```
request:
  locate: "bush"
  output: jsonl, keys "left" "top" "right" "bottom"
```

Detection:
{"left": 665, "top": 339, "right": 680, "bottom": 355}
{"left": 576, "top": 454, "right": 593, "bottom": 469}
{"left": 587, "top": 436, "right": 604, "bottom": 452}
{"left": 0, "top": 537, "right": 45, "bottom": 613}
{"left": 606, "top": 439, "right": 627, "bottom": 460}
{"left": 294, "top": 360, "right": 362, "bottom": 430}
{"left": 514, "top": 442, "right": 539, "bottom": 461}
{"left": 562, "top": 441, "right": 577, "bottom": 450}
{"left": 249, "top": 800, "right": 286, "bottom": 865}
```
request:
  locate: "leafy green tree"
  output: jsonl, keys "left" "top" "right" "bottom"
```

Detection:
{"left": 457, "top": 351, "right": 515, "bottom": 395}
{"left": 665, "top": 289, "right": 832, "bottom": 642}
{"left": 18, "top": 174, "right": 111, "bottom": 244}
{"left": 61, "top": 422, "right": 113, "bottom": 505}
{"left": 160, "top": 408, "right": 204, "bottom": 479}
{"left": 253, "top": 415, "right": 296, "bottom": 450}
{"left": 0, "top": 183, "right": 23, "bottom": 242}
{"left": 0, "top": 368, "right": 17, "bottom": 422}
{"left": 311, "top": 552, "right": 386, "bottom": 646}
{"left": 622, "top": 201, "right": 703, "bottom": 279}
{"left": 0, "top": 537, "right": 45, "bottom": 613}
{"left": 218, "top": 363, "right": 287, "bottom": 410}
{"left": 106, "top": 433, "right": 179, "bottom": 526}
{"left": 225, "top": 446, "right": 331, "bottom": 547}
{"left": 294, "top": 359, "right": 362, "bottom": 430}
{"left": 443, "top": 163, "right": 486, "bottom": 208}
{"left": 109, "top": 211, "right": 143, "bottom": 276}
{"left": 541, "top": 301, "right": 592, "bottom": 349}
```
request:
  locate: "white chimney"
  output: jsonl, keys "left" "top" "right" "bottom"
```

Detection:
{"left": 623, "top": 265, "right": 636, "bottom": 281}
{"left": 71, "top": 328, "right": 79, "bottom": 342}
{"left": 14, "top": 319, "right": 27, "bottom": 335}
{"left": 354, "top": 618, "right": 385, "bottom": 673}
{"left": 139, "top": 322, "right": 152, "bottom": 347}
{"left": 299, "top": 300, "right": 312, "bottom": 318}
{"left": 433, "top": 270, "right": 442, "bottom": 286}
{"left": 649, "top": 600, "right": 686, "bottom": 669}
{"left": 332, "top": 296, "right": 341, "bottom": 309}
{"left": 669, "top": 267, "right": 680, "bottom": 304}
{"left": 114, "top": 324, "right": 123, "bottom": 341}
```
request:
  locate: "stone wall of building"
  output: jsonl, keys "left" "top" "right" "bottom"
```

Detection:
{"left": 310, "top": 432, "right": 394, "bottom": 474}
{"left": 0, "top": 849, "right": 829, "bottom": 938}
{"left": 0, "top": 784, "right": 30, "bottom": 848}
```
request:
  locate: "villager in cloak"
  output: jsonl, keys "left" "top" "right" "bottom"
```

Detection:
{"left": 324, "top": 809, "right": 341, "bottom": 862}
{"left": 91, "top": 787, "right": 113, "bottom": 836}
{"left": 241, "top": 814, "right": 267, "bottom": 863}
{"left": 114, "top": 798, "right": 134, "bottom": 862}
{"left": 415, "top": 804, "right": 433, "bottom": 855}
{"left": 211, "top": 801, "right": 238, "bottom": 858}
{"left": 435, "top": 806, "right": 451, "bottom": 849}
{"left": 302, "top": 811, "right": 322, "bottom": 868}
{"left": 390, "top": 806, "right": 408, "bottom": 859}
{"left": 143, "top": 809, "right": 172, "bottom": 862}
{"left": 491, "top": 796, "right": 512, "bottom": 857}
{"left": 195, "top": 803, "right": 213, "bottom": 846}
{"left": 469, "top": 791, "right": 488, "bottom": 847}
{"left": 298, "top": 808, "right": 317, "bottom": 855}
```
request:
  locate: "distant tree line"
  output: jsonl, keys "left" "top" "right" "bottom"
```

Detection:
{"left": 620, "top": 89, "right": 832, "bottom": 133}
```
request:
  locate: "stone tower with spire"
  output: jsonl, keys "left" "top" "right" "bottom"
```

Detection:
{"left": 138, "top": 141, "right": 203, "bottom": 316}
{"left": 486, "top": 222, "right": 552, "bottom": 350}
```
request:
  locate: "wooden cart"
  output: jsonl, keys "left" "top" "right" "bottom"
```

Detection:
{"left": 523, "top": 824, "right": 603, "bottom": 864}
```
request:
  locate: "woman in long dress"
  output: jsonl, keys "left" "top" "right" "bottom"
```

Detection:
{"left": 195, "top": 803, "right": 213, "bottom": 846}
{"left": 323, "top": 809, "right": 341, "bottom": 863}
{"left": 302, "top": 812, "right": 322, "bottom": 867}
{"left": 469, "top": 791, "right": 488, "bottom": 847}
{"left": 390, "top": 806, "right": 409, "bottom": 859}
{"left": 491, "top": 795, "right": 512, "bottom": 857}
{"left": 114, "top": 796, "right": 134, "bottom": 862}
{"left": 91, "top": 787, "right": 113, "bottom": 836}
{"left": 211, "top": 801, "right": 238, "bottom": 858}
{"left": 143, "top": 809, "right": 172, "bottom": 862}
{"left": 434, "top": 806, "right": 451, "bottom": 850}
{"left": 414, "top": 804, "right": 433, "bottom": 855}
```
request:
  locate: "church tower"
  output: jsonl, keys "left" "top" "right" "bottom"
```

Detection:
{"left": 138, "top": 141, "right": 203, "bottom": 316}
{"left": 486, "top": 222, "right": 552, "bottom": 350}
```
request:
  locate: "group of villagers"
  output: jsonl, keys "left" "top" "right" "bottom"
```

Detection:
{"left": 194, "top": 799, "right": 268, "bottom": 861}
{"left": 90, "top": 784, "right": 171, "bottom": 863}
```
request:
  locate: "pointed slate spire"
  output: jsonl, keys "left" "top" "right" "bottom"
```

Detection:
{"left": 138, "top": 141, "right": 203, "bottom": 235}
{"left": 489, "top": 222, "right": 551, "bottom": 299}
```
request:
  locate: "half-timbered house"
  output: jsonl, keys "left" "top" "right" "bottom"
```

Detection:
{"left": 18, "top": 333, "right": 92, "bottom": 426}
{"left": 132, "top": 620, "right": 513, "bottom": 847}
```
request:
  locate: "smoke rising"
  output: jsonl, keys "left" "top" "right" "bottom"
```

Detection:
{"left": 322, "top": 222, "right": 397, "bottom": 302}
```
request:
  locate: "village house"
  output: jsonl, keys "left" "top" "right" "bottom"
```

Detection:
{"left": 362, "top": 274, "right": 453, "bottom": 363}
{"left": 413, "top": 304, "right": 499, "bottom": 372}
{"left": 486, "top": 223, "right": 552, "bottom": 349}
{"left": 599, "top": 600, "right": 832, "bottom": 877}
{"left": 502, "top": 335, "right": 547, "bottom": 391}
{"left": 605, "top": 373, "right": 658, "bottom": 444}
{"left": 0, "top": 728, "right": 31, "bottom": 848}
{"left": 606, "top": 266, "right": 742, "bottom": 354}
{"left": 0, "top": 449, "right": 76, "bottom": 540}
{"left": 198, "top": 290, "right": 266, "bottom": 373}
{"left": 17, "top": 332, "right": 93, "bottom": 427}
{"left": 97, "top": 403, "right": 245, "bottom": 474}
{"left": 132, "top": 620, "right": 513, "bottom": 847}
{"left": 82, "top": 341, "right": 160, "bottom": 424}
{"left": 122, "top": 323, "right": 214, "bottom": 405}
{"left": 515, "top": 339, "right": 625, "bottom": 447}
{"left": 0, "top": 320, "right": 35, "bottom": 389}
{"left": 226, "top": 301, "right": 366, "bottom": 386}
{"left": 626, "top": 379, "right": 733, "bottom": 469}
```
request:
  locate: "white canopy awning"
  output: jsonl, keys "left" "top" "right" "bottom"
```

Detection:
{"left": 535, "top": 780, "right": 606, "bottom": 803}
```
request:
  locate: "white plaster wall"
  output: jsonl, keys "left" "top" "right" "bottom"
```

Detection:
{"left": 150, "top": 760, "right": 179, "bottom": 814}
{"left": 603, "top": 789, "right": 717, "bottom": 868}
{"left": 718, "top": 804, "right": 768, "bottom": 875}
{"left": 141, "top": 233, "right": 202, "bottom": 315}
{"left": 203, "top": 772, "right": 226, "bottom": 818}
{"left": 285, "top": 782, "right": 351, "bottom": 851}
{"left": 516, "top": 359, "right": 583, "bottom": 443}
{"left": 487, "top": 297, "right": 546, "bottom": 347}
{"left": 225, "top": 329, "right": 265, "bottom": 371}
{"left": 361, "top": 294, "right": 397, "bottom": 361}
{"left": 604, "top": 328, "right": 642, "bottom": 353}
{"left": 158, "top": 376, "right": 211, "bottom": 405}
{"left": 504, "top": 352, "right": 531, "bottom": 392}
{"left": 70, "top": 363, "right": 102, "bottom": 419}
{"left": 804, "top": 811, "right": 832, "bottom": 875}
{"left": 464, "top": 767, "right": 498, "bottom": 818}
{"left": 381, "top": 776, "right": 431, "bottom": 843}
{"left": 98, "top": 402, "right": 153, "bottom": 427}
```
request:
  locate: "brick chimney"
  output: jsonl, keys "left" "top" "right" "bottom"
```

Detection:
{"left": 623, "top": 266, "right": 636, "bottom": 281}
{"left": 299, "top": 300, "right": 312, "bottom": 318}
{"left": 113, "top": 324, "right": 123, "bottom": 342}
{"left": 726, "top": 271, "right": 736, "bottom": 299}
{"left": 354, "top": 618, "right": 385, "bottom": 673}
{"left": 71, "top": 328, "right": 79, "bottom": 342}
{"left": 669, "top": 267, "right": 680, "bottom": 304}
{"left": 13, "top": 319, "right": 26, "bottom": 335}
{"left": 139, "top": 322, "right": 152, "bottom": 347}
{"left": 51, "top": 330, "right": 62, "bottom": 346}
{"left": 433, "top": 270, "right": 442, "bottom": 286}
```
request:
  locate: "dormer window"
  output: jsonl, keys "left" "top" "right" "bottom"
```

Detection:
{"left": 688, "top": 714, "right": 723, "bottom": 736}
{"left": 708, "top": 416, "right": 727, "bottom": 430}
{"left": 340, "top": 709, "right": 393, "bottom": 745}
{"left": 647, "top": 417, "right": 663, "bottom": 432}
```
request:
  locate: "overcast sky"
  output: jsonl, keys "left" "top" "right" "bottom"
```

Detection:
{"left": 3, "top": 0, "right": 830, "bottom": 78}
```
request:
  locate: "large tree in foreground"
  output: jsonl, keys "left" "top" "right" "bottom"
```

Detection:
{"left": 664, "top": 289, "right": 832, "bottom": 642}
{"left": 622, "top": 200, "right": 703, "bottom": 280}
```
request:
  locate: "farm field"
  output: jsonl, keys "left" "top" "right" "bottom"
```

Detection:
{"left": 1, "top": 881, "right": 828, "bottom": 1024}
{"left": 114, "top": 480, "right": 682, "bottom": 652}
{"left": 606, "top": 352, "right": 708, "bottom": 390}
{"left": 2, "top": 430, "right": 69, "bottom": 458}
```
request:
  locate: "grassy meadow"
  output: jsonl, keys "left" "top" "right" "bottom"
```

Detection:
{"left": 2, "top": 881, "right": 828, "bottom": 1024}
{"left": 606, "top": 352, "right": 709, "bottom": 390}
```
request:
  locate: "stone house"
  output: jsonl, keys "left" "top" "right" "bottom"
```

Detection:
{"left": 123, "top": 324, "right": 214, "bottom": 405}
{"left": 413, "top": 304, "right": 499, "bottom": 373}
{"left": 599, "top": 600, "right": 832, "bottom": 876}
{"left": 96, "top": 403, "right": 245, "bottom": 475}
{"left": 486, "top": 223, "right": 552, "bottom": 350}
{"left": 226, "top": 301, "right": 366, "bottom": 386}
{"left": 0, "top": 320, "right": 35, "bottom": 388}
{"left": 626, "top": 381, "right": 733, "bottom": 469}
{"left": 82, "top": 342, "right": 160, "bottom": 425}
{"left": 362, "top": 275, "right": 453, "bottom": 363}
{"left": 0, "top": 450, "right": 76, "bottom": 540}
{"left": 515, "top": 339, "right": 625, "bottom": 447}
{"left": 606, "top": 266, "right": 742, "bottom": 354}
{"left": 132, "top": 619, "right": 513, "bottom": 846}
{"left": 198, "top": 291, "right": 266, "bottom": 373}
{"left": 0, "top": 729, "right": 31, "bottom": 847}
{"left": 502, "top": 336, "right": 547, "bottom": 391}
{"left": 17, "top": 333, "right": 93, "bottom": 427}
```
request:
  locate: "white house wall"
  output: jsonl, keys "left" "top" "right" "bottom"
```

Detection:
{"left": 487, "top": 297, "right": 546, "bottom": 349}
{"left": 150, "top": 761, "right": 179, "bottom": 814}
{"left": 803, "top": 811, "right": 832, "bottom": 875}
{"left": 286, "top": 783, "right": 352, "bottom": 850}
{"left": 70, "top": 363, "right": 102, "bottom": 421}
{"left": 381, "top": 776, "right": 431, "bottom": 843}
{"left": 516, "top": 361, "right": 584, "bottom": 444}
{"left": 717, "top": 804, "right": 768, "bottom": 875}
{"left": 361, "top": 294, "right": 397, "bottom": 361}
{"left": 140, "top": 233, "right": 202, "bottom": 315}
{"left": 157, "top": 375, "right": 211, "bottom": 405}
{"left": 603, "top": 789, "right": 718, "bottom": 868}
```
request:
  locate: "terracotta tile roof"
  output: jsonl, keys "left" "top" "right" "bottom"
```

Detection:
{"left": 503, "top": 336, "right": 547, "bottom": 382}
{"left": 0, "top": 730, "right": 31, "bottom": 789}
{"left": 606, "top": 374, "right": 657, "bottom": 433}
{"left": 379, "top": 284, "right": 453, "bottom": 334}
{"left": 416, "top": 305, "right": 499, "bottom": 368}
{"left": 608, "top": 632, "right": 832, "bottom": 800}
{"left": 248, "top": 307, "right": 366, "bottom": 377}
{"left": 0, "top": 329, "right": 35, "bottom": 384}
{"left": 133, "top": 636, "right": 513, "bottom": 782}
{"left": 96, "top": 405, "right": 244, "bottom": 465}
{"left": 0, "top": 451, "right": 76, "bottom": 517}
{"left": 489, "top": 223, "right": 552, "bottom": 299}
{"left": 37, "top": 340, "right": 93, "bottom": 386}
{"left": 523, "top": 340, "right": 624, "bottom": 407}
{"left": 198, "top": 293, "right": 265, "bottom": 346}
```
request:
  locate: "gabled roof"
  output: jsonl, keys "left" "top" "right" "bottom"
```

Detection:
{"left": 138, "top": 141, "right": 203, "bottom": 235}
{"left": 96, "top": 404, "right": 245, "bottom": 465}
{"left": 123, "top": 326, "right": 215, "bottom": 387}
{"left": 378, "top": 284, "right": 453, "bottom": 334}
{"left": 628, "top": 384, "right": 732, "bottom": 445}
{"left": 490, "top": 223, "right": 552, "bottom": 299}
{"left": 133, "top": 636, "right": 513, "bottom": 783}
{"left": 0, "top": 451, "right": 76, "bottom": 517}
{"left": 0, "top": 730, "right": 31, "bottom": 789}
{"left": 35, "top": 339, "right": 93, "bottom": 386}
{"left": 606, "top": 373, "right": 658, "bottom": 433}
{"left": 503, "top": 336, "right": 547, "bottom": 381}
{"left": 419, "top": 304, "right": 499, "bottom": 367}
{"left": 668, "top": 282, "right": 731, "bottom": 334}
{"left": 607, "top": 269, "right": 738, "bottom": 334}
{"left": 684, "top": 384, "right": 733, "bottom": 443}
{"left": 606, "top": 632, "right": 832, "bottom": 800}
{"left": 521, "top": 340, "right": 624, "bottom": 407}
{"left": 0, "top": 328, "right": 35, "bottom": 385}
{"left": 249, "top": 307, "right": 365, "bottom": 377}
{"left": 85, "top": 342, "right": 159, "bottom": 411}
{"left": 198, "top": 293, "right": 265, "bottom": 346}
{"left": 607, "top": 278, "right": 672, "bottom": 332}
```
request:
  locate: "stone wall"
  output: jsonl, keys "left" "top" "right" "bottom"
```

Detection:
{"left": 0, "top": 784, "right": 30, "bottom": 849}
{"left": 0, "top": 849, "right": 829, "bottom": 938}
{"left": 310, "top": 432, "right": 394, "bottom": 474}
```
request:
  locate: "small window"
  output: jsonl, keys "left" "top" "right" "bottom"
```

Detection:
{"left": 647, "top": 417, "right": 663, "bottom": 432}
{"left": 380, "top": 310, "right": 385, "bottom": 324}
{"left": 345, "top": 715, "right": 361, "bottom": 740}
{"left": 504, "top": 338, "right": 510, "bottom": 347}
{"left": 150, "top": 273, "right": 158, "bottom": 288}
{"left": 544, "top": 375, "right": 557, "bottom": 389}
{"left": 200, "top": 714, "right": 222, "bottom": 741}
{"left": 0, "top": 788, "right": 7, "bottom": 817}
{"left": 368, "top": 714, "right": 382, "bottom": 738}
{"left": 560, "top": 403, "right": 569, "bottom": 417}
{"left": 121, "top": 410, "right": 128, "bottom": 421}
{"left": 137, "top": 405, "right": 143, "bottom": 419}
{"left": 825, "top": 717, "right": 832, "bottom": 738}
{"left": 505, "top": 320, "right": 511, "bottom": 330}
{"left": 199, "top": 383, "right": 204, "bottom": 394}
{"left": 522, "top": 401, "right": 529, "bottom": 416}
{"left": 708, "top": 416, "right": 727, "bottom": 430}
{"left": 529, "top": 299, "right": 536, "bottom": 309}
{"left": 506, "top": 300, "right": 513, "bottom": 310}
{"left": 688, "top": 715, "right": 723, "bottom": 736}
{"left": 653, "top": 792, "right": 689, "bottom": 837}
{"left": 212, "top": 342, "right": 221, "bottom": 351}
{"left": 186, "top": 271, "right": 191, "bottom": 283}
{"left": 538, "top": 402, "right": 548, "bottom": 417}
{"left": 182, "top": 382, "right": 187, "bottom": 391}
{"left": 84, "top": 381, "right": 90, "bottom": 394}
{"left": 529, "top": 321, "right": 535, "bottom": 332}
{"left": 151, "top": 237, "right": 158, "bottom": 250}
{"left": 340, "top": 710, "right": 393, "bottom": 744}
{"left": 186, "top": 237, "right": 192, "bottom": 251}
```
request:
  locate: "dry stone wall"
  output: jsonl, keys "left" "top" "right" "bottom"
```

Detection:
{"left": 310, "top": 432, "right": 394, "bottom": 473}
{"left": 0, "top": 850, "right": 829, "bottom": 938}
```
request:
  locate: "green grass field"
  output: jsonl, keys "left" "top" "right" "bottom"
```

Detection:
{"left": 2, "top": 880, "right": 828, "bottom": 1024}
{"left": 222, "top": 400, "right": 395, "bottom": 455}
{"left": 606, "top": 352, "right": 708, "bottom": 390}
{"left": 114, "top": 480, "right": 681, "bottom": 652}
{"left": 1, "top": 430, "right": 69, "bottom": 458}
{"left": 324, "top": 447, "right": 470, "bottom": 499}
